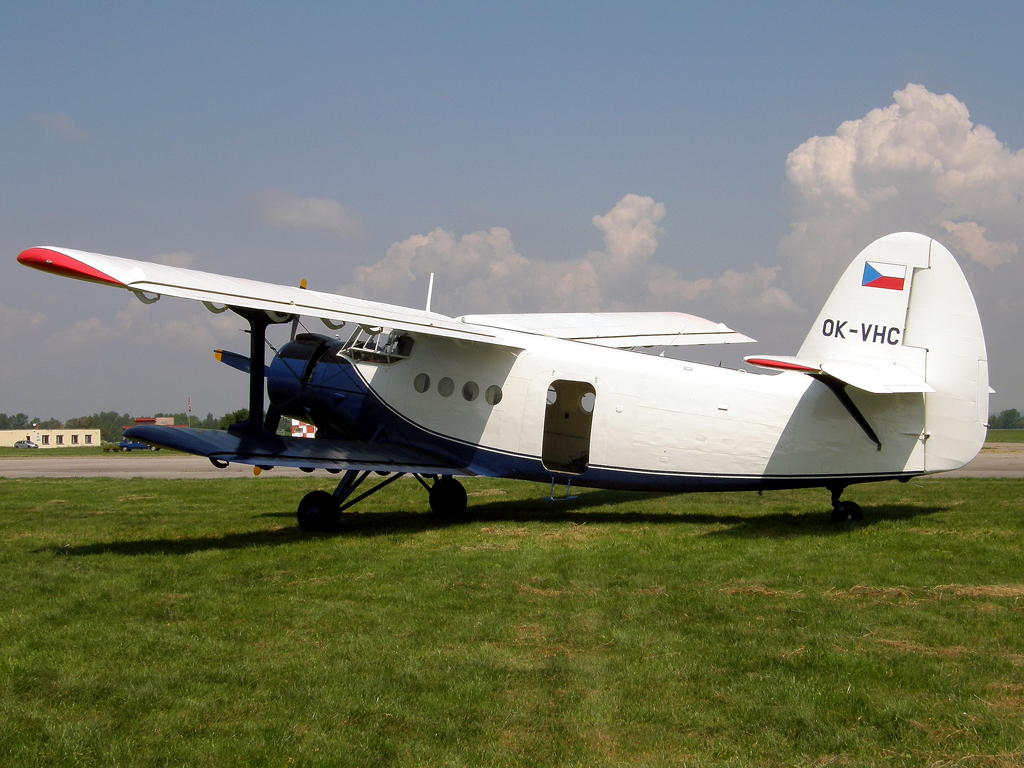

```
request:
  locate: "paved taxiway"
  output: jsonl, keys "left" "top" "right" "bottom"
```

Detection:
{"left": 0, "top": 455, "right": 312, "bottom": 479}
{"left": 1, "top": 444, "right": 1021, "bottom": 479}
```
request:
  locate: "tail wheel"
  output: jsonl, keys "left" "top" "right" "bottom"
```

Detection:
{"left": 429, "top": 476, "right": 467, "bottom": 517}
{"left": 297, "top": 490, "right": 341, "bottom": 532}
{"left": 830, "top": 501, "right": 863, "bottom": 524}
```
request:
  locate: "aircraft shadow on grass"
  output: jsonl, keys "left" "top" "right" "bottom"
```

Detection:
{"left": 45, "top": 491, "right": 950, "bottom": 558}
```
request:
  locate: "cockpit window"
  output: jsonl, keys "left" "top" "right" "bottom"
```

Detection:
{"left": 279, "top": 333, "right": 332, "bottom": 360}
{"left": 341, "top": 328, "right": 414, "bottom": 364}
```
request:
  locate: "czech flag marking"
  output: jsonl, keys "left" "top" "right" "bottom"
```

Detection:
{"left": 862, "top": 261, "right": 906, "bottom": 291}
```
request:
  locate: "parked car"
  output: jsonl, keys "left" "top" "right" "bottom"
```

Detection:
{"left": 13, "top": 440, "right": 39, "bottom": 449}
{"left": 118, "top": 438, "right": 159, "bottom": 452}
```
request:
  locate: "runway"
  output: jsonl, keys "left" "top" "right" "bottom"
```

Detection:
{"left": 933, "top": 443, "right": 1024, "bottom": 478}
{"left": 1, "top": 444, "right": 1021, "bottom": 479}
{"left": 0, "top": 454, "right": 313, "bottom": 479}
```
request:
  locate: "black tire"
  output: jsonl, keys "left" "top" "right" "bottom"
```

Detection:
{"left": 830, "top": 501, "right": 864, "bottom": 524}
{"left": 297, "top": 490, "right": 341, "bottom": 532}
{"left": 429, "top": 476, "right": 468, "bottom": 517}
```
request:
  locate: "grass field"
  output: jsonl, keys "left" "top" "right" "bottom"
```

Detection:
{"left": 2, "top": 476, "right": 1023, "bottom": 766}
{"left": 987, "top": 430, "right": 1024, "bottom": 443}
{"left": 0, "top": 446, "right": 176, "bottom": 458}
{"left": 0, "top": 447, "right": 110, "bottom": 458}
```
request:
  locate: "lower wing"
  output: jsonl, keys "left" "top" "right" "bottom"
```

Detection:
{"left": 125, "top": 425, "right": 468, "bottom": 475}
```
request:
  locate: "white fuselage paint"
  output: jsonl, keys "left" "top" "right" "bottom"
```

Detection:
{"left": 353, "top": 329, "right": 928, "bottom": 484}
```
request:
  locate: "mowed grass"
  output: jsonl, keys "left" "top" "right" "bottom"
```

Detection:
{"left": 1, "top": 476, "right": 1023, "bottom": 767}
{"left": 0, "top": 446, "right": 185, "bottom": 458}
{"left": 987, "top": 430, "right": 1024, "bottom": 443}
{"left": 0, "top": 447, "right": 110, "bottom": 458}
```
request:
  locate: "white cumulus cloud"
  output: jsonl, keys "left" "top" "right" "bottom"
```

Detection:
{"left": 776, "top": 83, "right": 1024, "bottom": 406}
{"left": 152, "top": 251, "right": 198, "bottom": 269}
{"left": 29, "top": 112, "right": 88, "bottom": 142}
{"left": 260, "top": 191, "right": 361, "bottom": 237}
{"left": 940, "top": 220, "right": 1017, "bottom": 268}
{"left": 0, "top": 301, "right": 46, "bottom": 343}
{"left": 340, "top": 193, "right": 796, "bottom": 327}
{"left": 779, "top": 83, "right": 1024, "bottom": 302}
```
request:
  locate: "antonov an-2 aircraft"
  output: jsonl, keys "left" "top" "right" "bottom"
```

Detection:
{"left": 17, "top": 232, "right": 989, "bottom": 529}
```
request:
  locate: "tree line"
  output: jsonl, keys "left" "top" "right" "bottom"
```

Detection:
{"left": 0, "top": 409, "right": 250, "bottom": 443}
{"left": 989, "top": 409, "right": 1024, "bottom": 430}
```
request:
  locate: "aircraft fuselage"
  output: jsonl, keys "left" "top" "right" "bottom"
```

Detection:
{"left": 268, "top": 330, "right": 927, "bottom": 493}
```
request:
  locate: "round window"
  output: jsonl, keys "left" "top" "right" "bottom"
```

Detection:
{"left": 485, "top": 385, "right": 503, "bottom": 405}
{"left": 580, "top": 391, "right": 595, "bottom": 413}
{"left": 546, "top": 385, "right": 557, "bottom": 406}
{"left": 462, "top": 381, "right": 479, "bottom": 401}
{"left": 437, "top": 377, "right": 455, "bottom": 397}
{"left": 413, "top": 373, "right": 430, "bottom": 393}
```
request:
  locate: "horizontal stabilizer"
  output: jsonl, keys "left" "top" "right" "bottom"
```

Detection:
{"left": 744, "top": 355, "right": 934, "bottom": 394}
{"left": 214, "top": 349, "right": 250, "bottom": 373}
{"left": 457, "top": 312, "right": 755, "bottom": 348}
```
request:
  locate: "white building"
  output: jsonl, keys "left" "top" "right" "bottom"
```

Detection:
{"left": 0, "top": 428, "right": 102, "bottom": 448}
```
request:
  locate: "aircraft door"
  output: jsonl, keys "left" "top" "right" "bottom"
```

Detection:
{"left": 542, "top": 380, "right": 596, "bottom": 474}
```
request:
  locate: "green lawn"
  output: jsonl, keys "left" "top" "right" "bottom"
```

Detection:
{"left": 987, "top": 429, "right": 1024, "bottom": 443}
{"left": 0, "top": 446, "right": 179, "bottom": 458}
{"left": 0, "top": 446, "right": 109, "bottom": 458}
{"left": 1, "top": 476, "right": 1022, "bottom": 766}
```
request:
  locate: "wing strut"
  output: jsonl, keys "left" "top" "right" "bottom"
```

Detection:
{"left": 228, "top": 308, "right": 290, "bottom": 443}
{"left": 811, "top": 374, "right": 882, "bottom": 451}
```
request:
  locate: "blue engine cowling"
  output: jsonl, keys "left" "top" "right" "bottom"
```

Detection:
{"left": 266, "top": 333, "right": 378, "bottom": 440}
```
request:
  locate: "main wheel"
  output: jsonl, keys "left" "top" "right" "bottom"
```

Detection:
{"left": 297, "top": 490, "right": 341, "bottom": 532}
{"left": 429, "top": 476, "right": 468, "bottom": 517}
{"left": 830, "top": 501, "right": 864, "bottom": 524}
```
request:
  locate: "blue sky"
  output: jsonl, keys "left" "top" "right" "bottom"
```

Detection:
{"left": 3, "top": 2, "right": 1024, "bottom": 418}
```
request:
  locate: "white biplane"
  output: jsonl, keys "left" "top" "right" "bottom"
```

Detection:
{"left": 18, "top": 232, "right": 989, "bottom": 528}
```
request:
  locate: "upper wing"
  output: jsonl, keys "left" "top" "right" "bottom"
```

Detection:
{"left": 17, "top": 246, "right": 513, "bottom": 346}
{"left": 18, "top": 247, "right": 755, "bottom": 350}
{"left": 456, "top": 311, "right": 755, "bottom": 347}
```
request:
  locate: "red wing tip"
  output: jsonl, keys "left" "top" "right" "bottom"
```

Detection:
{"left": 17, "top": 247, "right": 123, "bottom": 287}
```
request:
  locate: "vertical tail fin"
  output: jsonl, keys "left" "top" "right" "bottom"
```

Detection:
{"left": 798, "top": 232, "right": 989, "bottom": 471}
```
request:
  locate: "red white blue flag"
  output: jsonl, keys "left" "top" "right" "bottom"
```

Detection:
{"left": 862, "top": 261, "right": 906, "bottom": 291}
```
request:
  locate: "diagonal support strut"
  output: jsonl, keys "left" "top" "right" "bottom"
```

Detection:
{"left": 811, "top": 373, "right": 882, "bottom": 451}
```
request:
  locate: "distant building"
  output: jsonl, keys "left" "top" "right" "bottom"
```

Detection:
{"left": 1, "top": 428, "right": 102, "bottom": 448}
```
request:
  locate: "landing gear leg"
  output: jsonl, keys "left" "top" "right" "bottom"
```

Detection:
{"left": 428, "top": 475, "right": 468, "bottom": 517}
{"left": 296, "top": 469, "right": 408, "bottom": 531}
{"left": 829, "top": 485, "right": 863, "bottom": 524}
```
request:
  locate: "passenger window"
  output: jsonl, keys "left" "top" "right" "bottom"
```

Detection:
{"left": 462, "top": 381, "right": 479, "bottom": 401}
{"left": 438, "top": 377, "right": 455, "bottom": 397}
{"left": 580, "top": 392, "right": 596, "bottom": 414}
{"left": 414, "top": 373, "right": 430, "bottom": 393}
{"left": 485, "top": 385, "right": 502, "bottom": 405}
